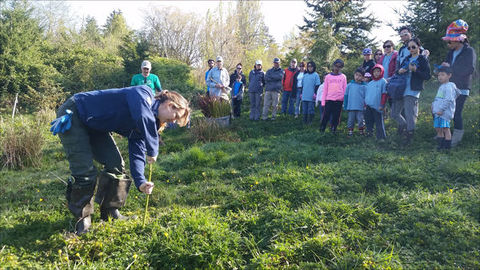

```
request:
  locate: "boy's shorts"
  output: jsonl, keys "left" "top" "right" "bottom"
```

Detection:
{"left": 434, "top": 116, "right": 450, "bottom": 128}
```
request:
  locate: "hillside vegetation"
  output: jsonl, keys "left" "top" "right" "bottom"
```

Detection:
{"left": 0, "top": 84, "right": 479, "bottom": 269}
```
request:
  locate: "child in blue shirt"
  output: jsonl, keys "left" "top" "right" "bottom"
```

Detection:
{"left": 364, "top": 64, "right": 388, "bottom": 140}
{"left": 432, "top": 66, "right": 457, "bottom": 150}
{"left": 301, "top": 61, "right": 321, "bottom": 124}
{"left": 231, "top": 74, "right": 244, "bottom": 117}
{"left": 344, "top": 67, "right": 366, "bottom": 136}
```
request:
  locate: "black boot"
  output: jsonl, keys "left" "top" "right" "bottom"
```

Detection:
{"left": 66, "top": 176, "right": 96, "bottom": 235}
{"left": 405, "top": 130, "right": 414, "bottom": 145}
{"left": 303, "top": 113, "right": 308, "bottom": 124}
{"left": 444, "top": 139, "right": 452, "bottom": 151}
{"left": 95, "top": 172, "right": 133, "bottom": 221}
{"left": 436, "top": 137, "right": 444, "bottom": 151}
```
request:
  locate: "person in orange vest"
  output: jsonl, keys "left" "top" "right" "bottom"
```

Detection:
{"left": 281, "top": 58, "right": 299, "bottom": 116}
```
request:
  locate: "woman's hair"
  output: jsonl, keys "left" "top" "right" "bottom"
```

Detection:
{"left": 408, "top": 37, "right": 422, "bottom": 47}
{"left": 298, "top": 61, "right": 306, "bottom": 68}
{"left": 154, "top": 90, "right": 191, "bottom": 132}
{"left": 374, "top": 49, "right": 383, "bottom": 56}
{"left": 383, "top": 40, "right": 394, "bottom": 48}
{"left": 306, "top": 61, "right": 316, "bottom": 73}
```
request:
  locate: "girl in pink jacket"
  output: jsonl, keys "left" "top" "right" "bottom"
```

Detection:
{"left": 320, "top": 59, "right": 347, "bottom": 133}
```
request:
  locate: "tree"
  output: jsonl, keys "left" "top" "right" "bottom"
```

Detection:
{"left": 396, "top": 0, "right": 479, "bottom": 67}
{"left": 301, "top": 0, "right": 377, "bottom": 57}
{"left": 102, "top": 10, "right": 131, "bottom": 53}
{"left": 0, "top": 0, "right": 59, "bottom": 110}
{"left": 143, "top": 7, "right": 203, "bottom": 66}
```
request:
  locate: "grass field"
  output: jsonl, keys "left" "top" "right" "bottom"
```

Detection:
{"left": 0, "top": 82, "right": 479, "bottom": 269}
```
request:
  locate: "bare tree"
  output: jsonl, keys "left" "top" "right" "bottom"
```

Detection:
{"left": 143, "top": 7, "right": 203, "bottom": 66}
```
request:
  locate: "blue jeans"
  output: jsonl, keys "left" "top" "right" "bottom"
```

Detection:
{"left": 281, "top": 91, "right": 295, "bottom": 115}
{"left": 302, "top": 101, "right": 315, "bottom": 115}
{"left": 365, "top": 106, "right": 386, "bottom": 139}
{"left": 295, "top": 88, "right": 302, "bottom": 115}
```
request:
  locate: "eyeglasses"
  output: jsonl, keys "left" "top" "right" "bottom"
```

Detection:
{"left": 408, "top": 46, "right": 417, "bottom": 50}
{"left": 383, "top": 45, "right": 392, "bottom": 48}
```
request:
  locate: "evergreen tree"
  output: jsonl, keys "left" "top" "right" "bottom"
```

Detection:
{"left": 301, "top": 0, "right": 377, "bottom": 58}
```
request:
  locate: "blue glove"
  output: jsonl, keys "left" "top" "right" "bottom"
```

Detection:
{"left": 50, "top": 109, "right": 73, "bottom": 135}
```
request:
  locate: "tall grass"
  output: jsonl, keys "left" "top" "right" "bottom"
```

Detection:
{"left": 0, "top": 114, "right": 46, "bottom": 169}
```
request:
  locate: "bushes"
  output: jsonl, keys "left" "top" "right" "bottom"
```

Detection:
{"left": 0, "top": 115, "right": 45, "bottom": 169}
{"left": 188, "top": 117, "right": 240, "bottom": 143}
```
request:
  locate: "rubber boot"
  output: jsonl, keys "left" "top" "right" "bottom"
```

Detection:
{"left": 444, "top": 139, "right": 452, "bottom": 151}
{"left": 451, "top": 129, "right": 464, "bottom": 147}
{"left": 66, "top": 176, "right": 96, "bottom": 235}
{"left": 436, "top": 137, "right": 444, "bottom": 151}
{"left": 95, "top": 172, "right": 133, "bottom": 221}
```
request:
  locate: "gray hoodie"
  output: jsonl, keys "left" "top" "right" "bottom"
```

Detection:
{"left": 432, "top": 82, "right": 457, "bottom": 120}
{"left": 265, "top": 67, "right": 284, "bottom": 92}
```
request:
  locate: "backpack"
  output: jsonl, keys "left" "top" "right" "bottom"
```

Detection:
{"left": 386, "top": 74, "right": 407, "bottom": 100}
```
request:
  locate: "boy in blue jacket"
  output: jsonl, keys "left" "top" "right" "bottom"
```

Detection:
{"left": 344, "top": 67, "right": 366, "bottom": 136}
{"left": 364, "top": 64, "right": 388, "bottom": 140}
{"left": 53, "top": 86, "right": 190, "bottom": 235}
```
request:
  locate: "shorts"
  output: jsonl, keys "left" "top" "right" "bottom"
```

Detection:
{"left": 434, "top": 116, "right": 450, "bottom": 128}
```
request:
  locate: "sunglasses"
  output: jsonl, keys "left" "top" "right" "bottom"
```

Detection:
{"left": 236, "top": 67, "right": 242, "bottom": 69}
{"left": 375, "top": 53, "right": 383, "bottom": 56}
{"left": 408, "top": 46, "right": 417, "bottom": 50}
{"left": 299, "top": 65, "right": 305, "bottom": 67}
{"left": 383, "top": 45, "right": 392, "bottom": 48}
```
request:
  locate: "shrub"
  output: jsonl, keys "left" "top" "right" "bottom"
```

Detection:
{"left": 188, "top": 118, "right": 240, "bottom": 143}
{"left": 0, "top": 115, "right": 44, "bottom": 169}
{"left": 197, "top": 95, "right": 231, "bottom": 118}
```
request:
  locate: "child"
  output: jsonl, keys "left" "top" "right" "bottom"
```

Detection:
{"left": 231, "top": 74, "right": 244, "bottom": 118}
{"left": 363, "top": 72, "right": 372, "bottom": 83}
{"left": 301, "top": 61, "right": 321, "bottom": 124}
{"left": 344, "top": 67, "right": 366, "bottom": 136}
{"left": 362, "top": 48, "right": 376, "bottom": 74}
{"left": 320, "top": 59, "right": 347, "bottom": 133}
{"left": 364, "top": 64, "right": 388, "bottom": 140}
{"left": 432, "top": 66, "right": 457, "bottom": 150}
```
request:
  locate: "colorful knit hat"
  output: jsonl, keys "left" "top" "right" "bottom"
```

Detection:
{"left": 442, "top": 19, "right": 468, "bottom": 42}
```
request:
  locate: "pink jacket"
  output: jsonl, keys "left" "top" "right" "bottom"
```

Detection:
{"left": 321, "top": 73, "right": 347, "bottom": 106}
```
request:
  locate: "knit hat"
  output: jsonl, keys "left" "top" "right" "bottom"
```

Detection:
{"left": 442, "top": 19, "right": 468, "bottom": 42}
{"left": 141, "top": 60, "right": 151, "bottom": 70}
{"left": 362, "top": 48, "right": 372, "bottom": 55}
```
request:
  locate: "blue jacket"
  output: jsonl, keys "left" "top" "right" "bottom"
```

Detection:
{"left": 248, "top": 69, "right": 265, "bottom": 93}
{"left": 344, "top": 81, "right": 366, "bottom": 111}
{"left": 74, "top": 86, "right": 159, "bottom": 188}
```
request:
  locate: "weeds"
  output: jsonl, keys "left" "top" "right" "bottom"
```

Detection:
{"left": 188, "top": 117, "right": 240, "bottom": 143}
{"left": 0, "top": 115, "right": 45, "bottom": 169}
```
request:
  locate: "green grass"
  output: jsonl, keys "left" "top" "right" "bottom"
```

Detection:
{"left": 1, "top": 82, "right": 479, "bottom": 269}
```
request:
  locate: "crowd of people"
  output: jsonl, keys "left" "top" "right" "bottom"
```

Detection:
{"left": 204, "top": 19, "right": 476, "bottom": 149}
{"left": 49, "top": 19, "right": 475, "bottom": 236}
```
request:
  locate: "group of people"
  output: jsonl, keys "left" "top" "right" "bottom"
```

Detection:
{"left": 204, "top": 19, "right": 476, "bottom": 149}
{"left": 50, "top": 19, "right": 474, "bottom": 236}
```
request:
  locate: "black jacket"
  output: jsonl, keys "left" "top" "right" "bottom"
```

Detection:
{"left": 444, "top": 43, "right": 476, "bottom": 90}
{"left": 229, "top": 71, "right": 246, "bottom": 88}
{"left": 400, "top": 54, "right": 431, "bottom": 91}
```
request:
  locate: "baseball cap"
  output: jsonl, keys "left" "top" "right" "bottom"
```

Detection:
{"left": 362, "top": 48, "right": 373, "bottom": 55}
{"left": 273, "top": 57, "right": 280, "bottom": 63}
{"left": 216, "top": 56, "right": 223, "bottom": 62}
{"left": 255, "top": 60, "right": 262, "bottom": 65}
{"left": 141, "top": 60, "right": 151, "bottom": 70}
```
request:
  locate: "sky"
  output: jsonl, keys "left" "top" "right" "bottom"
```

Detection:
{"left": 65, "top": 0, "right": 407, "bottom": 47}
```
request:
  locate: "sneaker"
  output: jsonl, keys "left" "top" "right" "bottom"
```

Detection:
{"left": 348, "top": 130, "right": 353, "bottom": 136}
{"left": 294, "top": 114, "right": 298, "bottom": 119}
{"left": 270, "top": 117, "right": 276, "bottom": 121}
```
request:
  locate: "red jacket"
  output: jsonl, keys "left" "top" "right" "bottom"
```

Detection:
{"left": 379, "top": 51, "right": 398, "bottom": 78}
{"left": 282, "top": 67, "right": 298, "bottom": 91}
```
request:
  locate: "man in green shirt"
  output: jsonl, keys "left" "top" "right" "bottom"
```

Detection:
{"left": 131, "top": 60, "right": 162, "bottom": 95}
